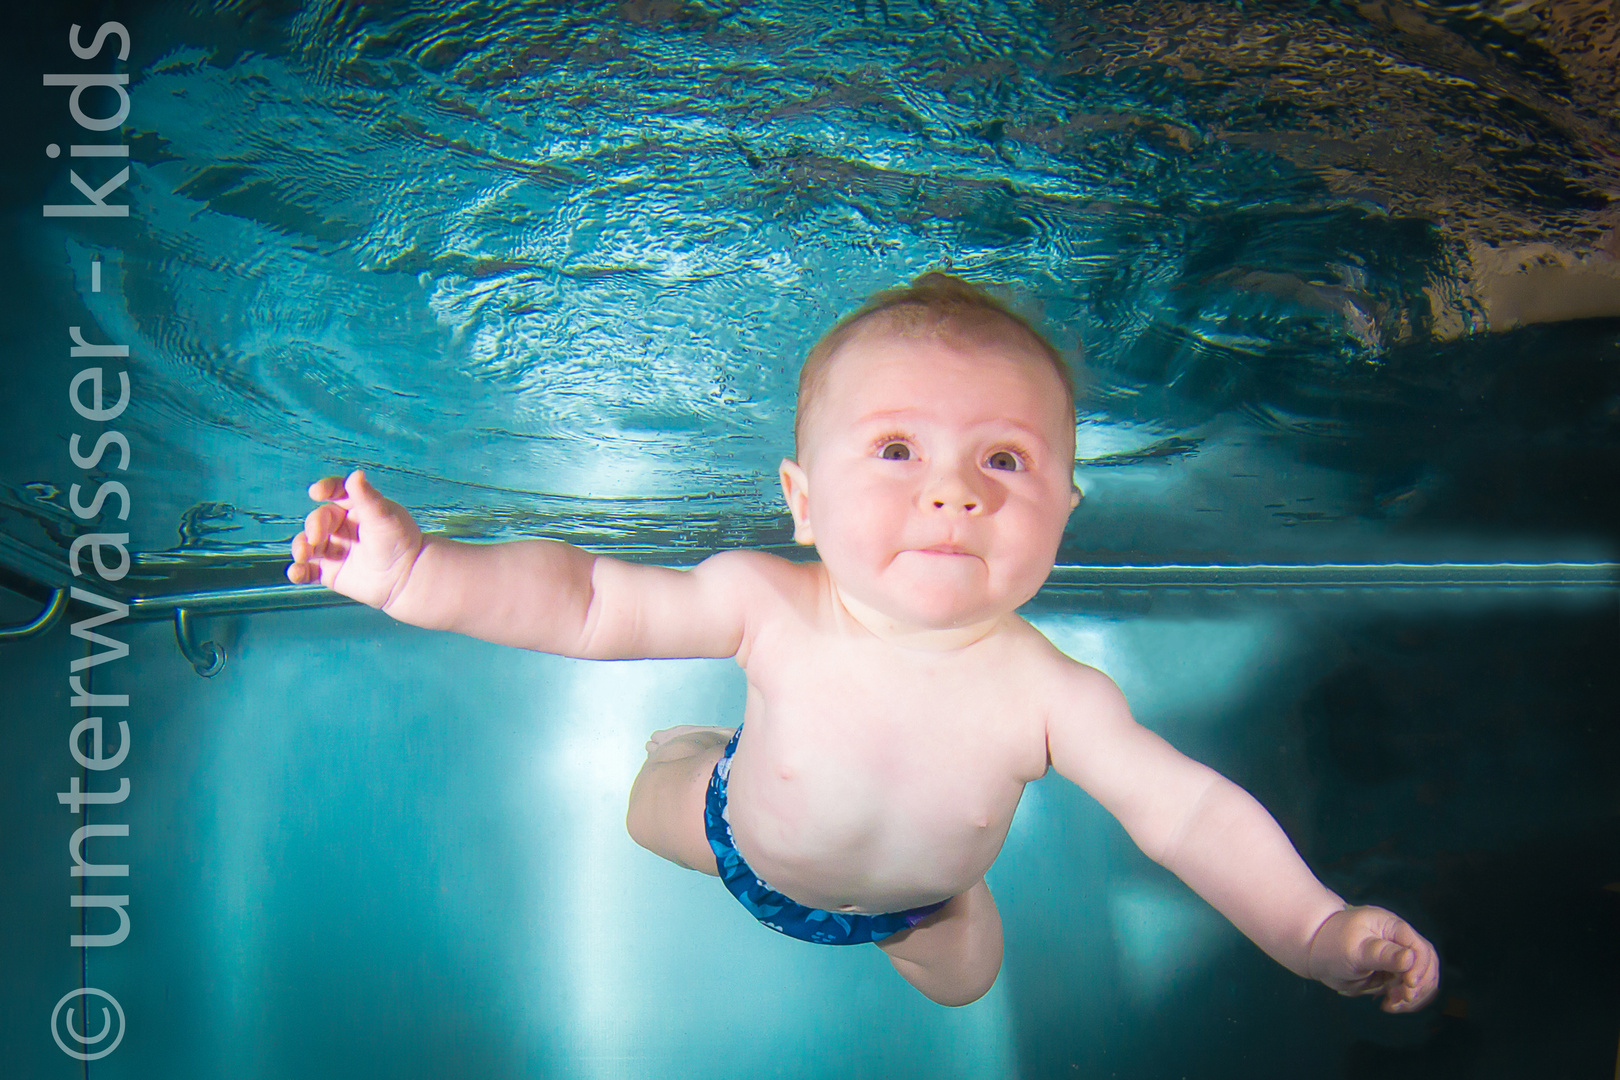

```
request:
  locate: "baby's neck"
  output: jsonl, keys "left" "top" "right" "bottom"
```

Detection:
{"left": 829, "top": 581, "right": 1009, "bottom": 652}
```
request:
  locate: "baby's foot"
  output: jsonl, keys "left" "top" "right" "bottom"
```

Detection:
{"left": 644, "top": 725, "right": 735, "bottom": 756}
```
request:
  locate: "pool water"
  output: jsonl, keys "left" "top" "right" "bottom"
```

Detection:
{"left": 4, "top": 584, "right": 1616, "bottom": 1077}
{"left": 1, "top": 0, "right": 1617, "bottom": 1076}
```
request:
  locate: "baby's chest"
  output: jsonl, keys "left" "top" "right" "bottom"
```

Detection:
{"left": 745, "top": 646, "right": 1049, "bottom": 788}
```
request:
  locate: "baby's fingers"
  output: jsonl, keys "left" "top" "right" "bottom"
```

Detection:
{"left": 287, "top": 532, "right": 322, "bottom": 584}
{"left": 331, "top": 469, "right": 389, "bottom": 521}
{"left": 1386, "top": 921, "right": 1439, "bottom": 996}
{"left": 307, "top": 470, "right": 378, "bottom": 508}
{"left": 1391, "top": 946, "right": 1440, "bottom": 1014}
{"left": 1381, "top": 964, "right": 1432, "bottom": 1013}
{"left": 1352, "top": 935, "right": 1412, "bottom": 977}
{"left": 1369, "top": 935, "right": 1439, "bottom": 1014}
{"left": 307, "top": 474, "right": 346, "bottom": 502}
{"left": 307, "top": 470, "right": 401, "bottom": 533}
{"left": 302, "top": 502, "right": 352, "bottom": 554}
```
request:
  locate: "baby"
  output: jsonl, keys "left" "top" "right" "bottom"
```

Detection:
{"left": 287, "top": 273, "right": 1440, "bottom": 1010}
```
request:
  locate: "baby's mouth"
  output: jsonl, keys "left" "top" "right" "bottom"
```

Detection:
{"left": 915, "top": 544, "right": 975, "bottom": 557}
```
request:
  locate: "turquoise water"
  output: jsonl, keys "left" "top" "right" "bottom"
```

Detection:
{"left": 1, "top": 0, "right": 1617, "bottom": 1076}
{"left": 5, "top": 585, "right": 1616, "bottom": 1077}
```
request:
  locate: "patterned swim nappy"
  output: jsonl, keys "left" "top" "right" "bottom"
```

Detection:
{"left": 704, "top": 726, "right": 950, "bottom": 945}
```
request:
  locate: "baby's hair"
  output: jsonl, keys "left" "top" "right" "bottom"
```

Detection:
{"left": 793, "top": 271, "right": 1078, "bottom": 461}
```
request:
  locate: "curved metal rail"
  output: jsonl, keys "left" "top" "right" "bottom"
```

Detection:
{"left": 174, "top": 605, "right": 226, "bottom": 678}
{"left": 2, "top": 562, "right": 1616, "bottom": 677}
{"left": 0, "top": 586, "right": 67, "bottom": 641}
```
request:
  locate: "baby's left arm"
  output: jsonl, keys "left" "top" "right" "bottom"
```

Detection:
{"left": 1045, "top": 661, "right": 1439, "bottom": 1013}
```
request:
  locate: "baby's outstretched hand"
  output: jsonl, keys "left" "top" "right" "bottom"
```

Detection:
{"left": 1306, "top": 905, "right": 1439, "bottom": 1013}
{"left": 287, "top": 469, "right": 425, "bottom": 611}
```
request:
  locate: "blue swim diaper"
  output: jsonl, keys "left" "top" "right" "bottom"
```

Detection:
{"left": 704, "top": 726, "right": 950, "bottom": 945}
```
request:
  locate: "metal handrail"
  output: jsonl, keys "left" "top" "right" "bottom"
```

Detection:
{"left": 4, "top": 561, "right": 1616, "bottom": 676}
{"left": 1040, "top": 561, "right": 1620, "bottom": 589}
{"left": 0, "top": 586, "right": 67, "bottom": 640}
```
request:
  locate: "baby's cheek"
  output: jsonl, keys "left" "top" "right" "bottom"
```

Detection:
{"left": 836, "top": 505, "right": 900, "bottom": 554}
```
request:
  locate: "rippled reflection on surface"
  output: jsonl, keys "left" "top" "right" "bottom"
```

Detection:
{"left": 6, "top": 0, "right": 1617, "bottom": 572}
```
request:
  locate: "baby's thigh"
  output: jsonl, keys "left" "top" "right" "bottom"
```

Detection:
{"left": 625, "top": 729, "right": 732, "bottom": 876}
{"left": 875, "top": 879, "right": 1004, "bottom": 1006}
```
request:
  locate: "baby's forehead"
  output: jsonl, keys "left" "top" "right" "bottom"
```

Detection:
{"left": 832, "top": 324, "right": 1052, "bottom": 390}
{"left": 847, "top": 307, "right": 1028, "bottom": 356}
{"left": 825, "top": 339, "right": 1067, "bottom": 441}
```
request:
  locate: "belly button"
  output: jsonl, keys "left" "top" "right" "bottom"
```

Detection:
{"left": 838, "top": 903, "right": 857, "bottom": 911}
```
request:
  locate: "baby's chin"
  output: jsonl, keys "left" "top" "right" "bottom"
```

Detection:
{"left": 856, "top": 573, "right": 1018, "bottom": 631}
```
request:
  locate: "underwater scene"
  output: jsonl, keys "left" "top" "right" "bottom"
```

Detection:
{"left": 1, "top": 0, "right": 1617, "bottom": 1076}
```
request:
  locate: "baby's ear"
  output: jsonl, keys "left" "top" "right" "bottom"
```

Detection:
{"left": 1070, "top": 484, "right": 1083, "bottom": 508}
{"left": 778, "top": 459, "right": 815, "bottom": 545}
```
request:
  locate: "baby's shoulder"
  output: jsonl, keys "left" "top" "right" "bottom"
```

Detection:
{"left": 698, "top": 548, "right": 823, "bottom": 621}
{"left": 702, "top": 547, "right": 817, "bottom": 587}
{"left": 699, "top": 550, "right": 823, "bottom": 668}
{"left": 1002, "top": 618, "right": 1123, "bottom": 706}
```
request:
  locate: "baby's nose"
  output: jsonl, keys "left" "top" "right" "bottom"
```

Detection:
{"left": 928, "top": 477, "right": 983, "bottom": 513}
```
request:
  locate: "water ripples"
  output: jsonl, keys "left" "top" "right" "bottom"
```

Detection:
{"left": 18, "top": 0, "right": 1619, "bottom": 561}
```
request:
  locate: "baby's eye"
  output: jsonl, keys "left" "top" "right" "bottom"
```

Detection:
{"left": 879, "top": 441, "right": 911, "bottom": 461}
{"left": 986, "top": 450, "right": 1023, "bottom": 471}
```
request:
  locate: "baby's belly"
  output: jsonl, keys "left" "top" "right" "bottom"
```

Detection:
{"left": 724, "top": 756, "right": 1022, "bottom": 914}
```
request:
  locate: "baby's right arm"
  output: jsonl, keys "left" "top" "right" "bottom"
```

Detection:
{"left": 287, "top": 469, "right": 753, "bottom": 660}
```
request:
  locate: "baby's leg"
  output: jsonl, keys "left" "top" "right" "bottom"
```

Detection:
{"left": 875, "top": 878, "right": 1004, "bottom": 1007}
{"left": 625, "top": 726, "right": 735, "bottom": 875}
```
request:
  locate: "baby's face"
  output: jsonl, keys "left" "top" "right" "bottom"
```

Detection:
{"left": 780, "top": 330, "right": 1079, "bottom": 639}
